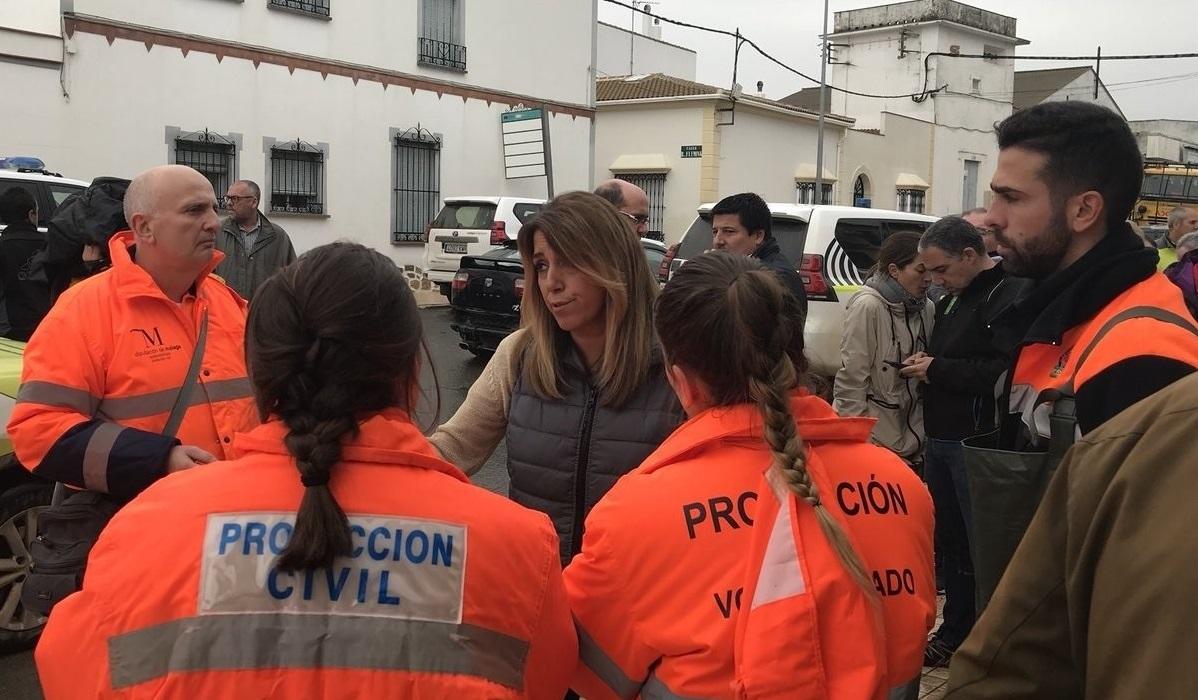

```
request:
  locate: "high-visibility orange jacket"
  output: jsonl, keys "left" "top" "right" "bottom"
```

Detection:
{"left": 35, "top": 409, "right": 577, "bottom": 699}
{"left": 993, "top": 229, "right": 1198, "bottom": 448}
{"left": 8, "top": 230, "right": 257, "bottom": 498}
{"left": 564, "top": 393, "right": 935, "bottom": 700}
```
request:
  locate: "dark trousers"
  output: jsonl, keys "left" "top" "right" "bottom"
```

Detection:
{"left": 925, "top": 438, "right": 976, "bottom": 648}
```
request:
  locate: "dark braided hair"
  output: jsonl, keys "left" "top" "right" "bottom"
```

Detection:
{"left": 655, "top": 252, "right": 874, "bottom": 595}
{"left": 248, "top": 242, "right": 424, "bottom": 572}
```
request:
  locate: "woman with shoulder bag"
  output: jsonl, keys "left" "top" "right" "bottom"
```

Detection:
{"left": 834, "top": 231, "right": 935, "bottom": 466}
{"left": 430, "top": 191, "right": 684, "bottom": 566}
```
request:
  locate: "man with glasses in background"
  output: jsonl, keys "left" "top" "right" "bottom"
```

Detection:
{"left": 594, "top": 179, "right": 652, "bottom": 238}
{"left": 216, "top": 179, "right": 295, "bottom": 300}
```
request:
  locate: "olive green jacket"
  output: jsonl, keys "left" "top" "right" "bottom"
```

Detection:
{"left": 946, "top": 372, "right": 1198, "bottom": 699}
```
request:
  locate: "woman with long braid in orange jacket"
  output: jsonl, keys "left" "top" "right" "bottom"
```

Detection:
{"left": 35, "top": 243, "right": 576, "bottom": 699}
{"left": 565, "top": 252, "right": 936, "bottom": 700}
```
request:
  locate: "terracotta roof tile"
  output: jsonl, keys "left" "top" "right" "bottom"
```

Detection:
{"left": 597, "top": 73, "right": 721, "bottom": 101}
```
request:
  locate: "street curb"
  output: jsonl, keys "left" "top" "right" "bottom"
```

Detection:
{"left": 414, "top": 289, "right": 450, "bottom": 309}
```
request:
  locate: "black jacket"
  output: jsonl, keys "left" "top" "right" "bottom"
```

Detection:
{"left": 924, "top": 263, "right": 1027, "bottom": 440}
{"left": 0, "top": 220, "right": 51, "bottom": 341}
{"left": 991, "top": 225, "right": 1197, "bottom": 445}
{"left": 754, "top": 237, "right": 809, "bottom": 322}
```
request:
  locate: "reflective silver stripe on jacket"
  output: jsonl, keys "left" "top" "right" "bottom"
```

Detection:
{"left": 642, "top": 672, "right": 706, "bottom": 700}
{"left": 16, "top": 378, "right": 252, "bottom": 421}
{"left": 100, "top": 377, "right": 252, "bottom": 420}
{"left": 16, "top": 381, "right": 99, "bottom": 414}
{"left": 575, "top": 619, "right": 642, "bottom": 699}
{"left": 108, "top": 614, "right": 529, "bottom": 690}
{"left": 82, "top": 422, "right": 124, "bottom": 492}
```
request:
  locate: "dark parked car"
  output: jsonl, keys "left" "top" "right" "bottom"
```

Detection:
{"left": 450, "top": 238, "right": 667, "bottom": 356}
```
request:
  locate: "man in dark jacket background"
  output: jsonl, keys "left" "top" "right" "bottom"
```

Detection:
{"left": 711, "top": 192, "right": 808, "bottom": 321}
{"left": 901, "top": 215, "right": 1027, "bottom": 667}
{"left": 0, "top": 186, "right": 51, "bottom": 341}
{"left": 216, "top": 179, "right": 296, "bottom": 300}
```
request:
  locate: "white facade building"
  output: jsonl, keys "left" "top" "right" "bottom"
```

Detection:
{"left": 786, "top": 0, "right": 1027, "bottom": 216}
{"left": 1, "top": 0, "right": 597, "bottom": 283}
{"left": 1012, "top": 67, "right": 1123, "bottom": 117}
{"left": 596, "top": 21, "right": 697, "bottom": 80}
{"left": 1130, "top": 120, "right": 1198, "bottom": 164}
{"left": 595, "top": 74, "right": 851, "bottom": 243}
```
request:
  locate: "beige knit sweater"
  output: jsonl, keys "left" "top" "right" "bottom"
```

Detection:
{"left": 428, "top": 329, "right": 524, "bottom": 475}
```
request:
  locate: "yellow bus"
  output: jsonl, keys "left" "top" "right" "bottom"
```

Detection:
{"left": 1134, "top": 161, "right": 1198, "bottom": 224}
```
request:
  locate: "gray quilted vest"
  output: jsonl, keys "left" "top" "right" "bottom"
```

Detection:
{"left": 506, "top": 338, "right": 683, "bottom": 565}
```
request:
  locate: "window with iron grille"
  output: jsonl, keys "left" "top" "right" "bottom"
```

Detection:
{"left": 616, "top": 173, "right": 667, "bottom": 241}
{"left": 392, "top": 128, "right": 442, "bottom": 245}
{"left": 268, "top": 0, "right": 330, "bottom": 18}
{"left": 419, "top": 0, "right": 466, "bottom": 71}
{"left": 269, "top": 140, "right": 325, "bottom": 215}
{"left": 796, "top": 181, "right": 833, "bottom": 205}
{"left": 896, "top": 188, "right": 926, "bottom": 214}
{"left": 174, "top": 130, "right": 237, "bottom": 202}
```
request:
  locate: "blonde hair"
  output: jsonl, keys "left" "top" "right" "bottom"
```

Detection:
{"left": 515, "top": 191, "right": 658, "bottom": 407}
{"left": 654, "top": 252, "right": 875, "bottom": 596}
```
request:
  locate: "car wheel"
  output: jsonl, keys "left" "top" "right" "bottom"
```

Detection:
{"left": 0, "top": 482, "right": 53, "bottom": 654}
{"left": 438, "top": 283, "right": 451, "bottom": 298}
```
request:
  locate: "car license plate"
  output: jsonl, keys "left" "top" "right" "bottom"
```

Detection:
{"left": 443, "top": 242, "right": 468, "bottom": 254}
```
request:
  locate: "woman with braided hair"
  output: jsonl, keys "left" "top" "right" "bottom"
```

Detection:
{"left": 564, "top": 252, "right": 935, "bottom": 700}
{"left": 36, "top": 242, "right": 577, "bottom": 699}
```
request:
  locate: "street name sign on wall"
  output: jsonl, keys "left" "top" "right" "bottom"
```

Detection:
{"left": 502, "top": 108, "right": 547, "bottom": 180}
{"left": 681, "top": 145, "right": 702, "bottom": 158}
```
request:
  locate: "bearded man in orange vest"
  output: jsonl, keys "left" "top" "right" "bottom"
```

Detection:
{"left": 10, "top": 164, "right": 257, "bottom": 499}
{"left": 947, "top": 102, "right": 1198, "bottom": 693}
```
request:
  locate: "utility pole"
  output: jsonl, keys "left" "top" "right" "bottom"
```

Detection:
{"left": 815, "top": 0, "right": 829, "bottom": 205}
{"left": 1094, "top": 45, "right": 1102, "bottom": 100}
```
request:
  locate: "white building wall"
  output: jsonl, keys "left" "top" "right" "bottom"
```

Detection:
{"left": 1131, "top": 120, "right": 1198, "bottom": 163}
{"left": 2, "top": 1, "right": 595, "bottom": 274}
{"left": 828, "top": 27, "right": 934, "bottom": 129}
{"left": 596, "top": 22, "right": 697, "bottom": 80}
{"left": 1039, "top": 72, "right": 1123, "bottom": 115}
{"left": 68, "top": 0, "right": 594, "bottom": 105}
{"left": 593, "top": 102, "right": 704, "bottom": 242}
{"left": 6, "top": 0, "right": 59, "bottom": 35}
{"left": 595, "top": 100, "right": 847, "bottom": 243}
{"left": 840, "top": 112, "right": 934, "bottom": 209}
{"left": 718, "top": 107, "right": 844, "bottom": 205}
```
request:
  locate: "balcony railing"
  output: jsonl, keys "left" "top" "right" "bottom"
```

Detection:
{"left": 418, "top": 37, "right": 467, "bottom": 71}
{"left": 268, "top": 0, "right": 330, "bottom": 18}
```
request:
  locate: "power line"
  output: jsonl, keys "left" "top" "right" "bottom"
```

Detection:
{"left": 601, "top": 0, "right": 943, "bottom": 100}
{"left": 959, "top": 70, "right": 1198, "bottom": 100}
{"left": 915, "top": 50, "right": 1198, "bottom": 101}
{"left": 602, "top": 0, "right": 1198, "bottom": 104}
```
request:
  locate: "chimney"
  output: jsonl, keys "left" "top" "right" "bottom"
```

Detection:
{"left": 643, "top": 7, "right": 663, "bottom": 40}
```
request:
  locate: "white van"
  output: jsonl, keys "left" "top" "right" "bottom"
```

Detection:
{"left": 423, "top": 196, "right": 544, "bottom": 297}
{"left": 662, "top": 204, "right": 938, "bottom": 378}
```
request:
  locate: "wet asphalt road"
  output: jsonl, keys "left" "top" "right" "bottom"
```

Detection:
{"left": 0, "top": 307, "right": 508, "bottom": 699}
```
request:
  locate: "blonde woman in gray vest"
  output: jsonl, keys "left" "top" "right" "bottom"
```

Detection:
{"left": 430, "top": 191, "right": 684, "bottom": 566}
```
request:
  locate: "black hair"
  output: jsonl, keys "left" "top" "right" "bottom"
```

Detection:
{"left": 712, "top": 192, "right": 772, "bottom": 239}
{"left": 0, "top": 187, "right": 37, "bottom": 225}
{"left": 996, "top": 101, "right": 1142, "bottom": 231}
{"left": 248, "top": 242, "right": 426, "bottom": 572}
{"left": 873, "top": 230, "right": 923, "bottom": 275}
{"left": 920, "top": 216, "right": 986, "bottom": 257}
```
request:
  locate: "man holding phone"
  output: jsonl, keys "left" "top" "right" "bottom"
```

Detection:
{"left": 899, "top": 216, "right": 1027, "bottom": 668}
